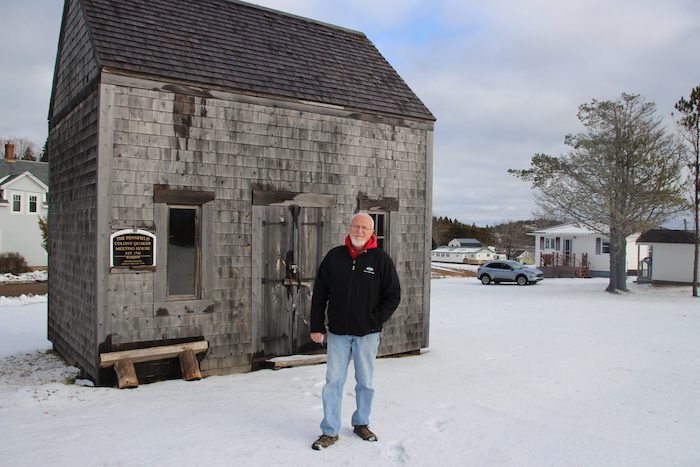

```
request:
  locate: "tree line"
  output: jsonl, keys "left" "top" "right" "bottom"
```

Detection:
{"left": 432, "top": 216, "right": 559, "bottom": 258}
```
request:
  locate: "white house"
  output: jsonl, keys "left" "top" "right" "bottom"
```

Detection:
{"left": 530, "top": 223, "right": 646, "bottom": 277}
{"left": 431, "top": 245, "right": 505, "bottom": 264}
{"left": 636, "top": 229, "right": 698, "bottom": 284}
{"left": 0, "top": 144, "right": 49, "bottom": 267}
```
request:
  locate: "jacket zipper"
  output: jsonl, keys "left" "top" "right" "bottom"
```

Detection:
{"left": 345, "top": 258, "right": 356, "bottom": 333}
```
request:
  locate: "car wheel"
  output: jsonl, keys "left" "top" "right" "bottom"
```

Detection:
{"left": 516, "top": 275, "right": 528, "bottom": 286}
{"left": 480, "top": 275, "right": 491, "bottom": 285}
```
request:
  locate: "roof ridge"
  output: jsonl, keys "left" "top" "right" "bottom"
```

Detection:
{"left": 223, "top": 0, "right": 366, "bottom": 38}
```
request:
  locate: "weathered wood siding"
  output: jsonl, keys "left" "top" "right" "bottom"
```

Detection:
{"left": 47, "top": 0, "right": 102, "bottom": 377}
{"left": 99, "top": 74, "right": 432, "bottom": 378}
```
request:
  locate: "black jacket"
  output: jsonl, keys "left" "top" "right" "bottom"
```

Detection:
{"left": 310, "top": 245, "right": 401, "bottom": 336}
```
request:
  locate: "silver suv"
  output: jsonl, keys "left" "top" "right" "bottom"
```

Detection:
{"left": 477, "top": 260, "right": 544, "bottom": 285}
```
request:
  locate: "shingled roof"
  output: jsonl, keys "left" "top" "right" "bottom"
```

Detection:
{"left": 0, "top": 160, "right": 49, "bottom": 186}
{"left": 637, "top": 229, "right": 694, "bottom": 244}
{"left": 78, "top": 0, "right": 435, "bottom": 121}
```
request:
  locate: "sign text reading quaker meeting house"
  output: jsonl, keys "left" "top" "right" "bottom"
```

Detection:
{"left": 110, "top": 230, "right": 156, "bottom": 268}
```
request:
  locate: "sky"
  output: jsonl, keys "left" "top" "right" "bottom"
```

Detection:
{"left": 1, "top": 0, "right": 699, "bottom": 226}
{"left": 2, "top": 277, "right": 700, "bottom": 465}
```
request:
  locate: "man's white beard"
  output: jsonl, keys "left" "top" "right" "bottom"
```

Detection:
{"left": 350, "top": 237, "right": 367, "bottom": 249}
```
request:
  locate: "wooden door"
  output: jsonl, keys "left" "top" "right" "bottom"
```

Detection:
{"left": 257, "top": 205, "right": 325, "bottom": 357}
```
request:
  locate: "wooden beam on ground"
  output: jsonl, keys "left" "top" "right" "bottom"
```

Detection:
{"left": 100, "top": 341, "right": 208, "bottom": 368}
{"left": 114, "top": 358, "right": 139, "bottom": 389}
{"left": 179, "top": 348, "right": 202, "bottom": 381}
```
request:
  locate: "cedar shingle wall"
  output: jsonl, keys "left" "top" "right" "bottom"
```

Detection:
{"left": 48, "top": 91, "right": 99, "bottom": 377}
{"left": 47, "top": 0, "right": 102, "bottom": 377}
{"left": 104, "top": 81, "right": 430, "bottom": 374}
{"left": 51, "top": 0, "right": 100, "bottom": 120}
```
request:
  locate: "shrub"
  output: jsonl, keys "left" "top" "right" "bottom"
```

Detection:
{"left": 0, "top": 252, "right": 30, "bottom": 275}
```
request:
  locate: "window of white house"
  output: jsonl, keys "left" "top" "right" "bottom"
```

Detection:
{"left": 596, "top": 238, "right": 611, "bottom": 254}
{"left": 544, "top": 238, "right": 554, "bottom": 249}
{"left": 29, "top": 195, "right": 37, "bottom": 213}
{"left": 12, "top": 194, "right": 21, "bottom": 212}
{"left": 167, "top": 206, "right": 200, "bottom": 298}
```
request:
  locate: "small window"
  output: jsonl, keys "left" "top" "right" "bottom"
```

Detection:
{"left": 596, "top": 238, "right": 611, "bottom": 254}
{"left": 369, "top": 212, "right": 387, "bottom": 250}
{"left": 167, "top": 206, "right": 199, "bottom": 298}
{"left": 29, "top": 195, "right": 37, "bottom": 213}
{"left": 12, "top": 194, "right": 21, "bottom": 212}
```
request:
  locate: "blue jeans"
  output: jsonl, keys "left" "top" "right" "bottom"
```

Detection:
{"left": 320, "top": 332, "right": 380, "bottom": 436}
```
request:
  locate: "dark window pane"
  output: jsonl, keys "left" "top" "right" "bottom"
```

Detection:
{"left": 168, "top": 208, "right": 197, "bottom": 296}
{"left": 375, "top": 214, "right": 384, "bottom": 236}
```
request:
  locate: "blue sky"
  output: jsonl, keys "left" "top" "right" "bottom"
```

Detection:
{"left": 2, "top": 0, "right": 699, "bottom": 226}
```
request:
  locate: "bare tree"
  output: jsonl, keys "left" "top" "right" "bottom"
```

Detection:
{"left": 492, "top": 220, "right": 526, "bottom": 259}
{"left": 510, "top": 93, "right": 688, "bottom": 292}
{"left": 431, "top": 216, "right": 448, "bottom": 248}
{"left": 675, "top": 86, "right": 700, "bottom": 297}
{"left": 2, "top": 137, "right": 38, "bottom": 160}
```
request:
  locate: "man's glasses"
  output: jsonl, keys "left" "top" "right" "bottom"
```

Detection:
{"left": 350, "top": 224, "right": 373, "bottom": 232}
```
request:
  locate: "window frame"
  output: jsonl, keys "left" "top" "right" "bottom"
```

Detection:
{"left": 152, "top": 187, "right": 215, "bottom": 315}
{"left": 12, "top": 194, "right": 21, "bottom": 212}
{"left": 29, "top": 195, "right": 38, "bottom": 214}
{"left": 166, "top": 205, "right": 201, "bottom": 300}
{"left": 368, "top": 212, "right": 388, "bottom": 251}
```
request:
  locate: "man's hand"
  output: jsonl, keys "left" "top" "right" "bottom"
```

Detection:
{"left": 310, "top": 332, "right": 324, "bottom": 344}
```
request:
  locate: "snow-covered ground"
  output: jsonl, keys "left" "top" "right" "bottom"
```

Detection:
{"left": 0, "top": 270, "right": 48, "bottom": 284}
{"left": 1, "top": 278, "right": 699, "bottom": 466}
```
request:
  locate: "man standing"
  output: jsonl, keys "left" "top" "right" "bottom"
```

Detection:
{"left": 310, "top": 212, "right": 401, "bottom": 450}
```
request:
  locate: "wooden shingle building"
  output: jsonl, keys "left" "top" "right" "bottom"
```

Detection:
{"left": 48, "top": 0, "right": 435, "bottom": 385}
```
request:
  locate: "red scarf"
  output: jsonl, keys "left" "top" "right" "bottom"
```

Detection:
{"left": 344, "top": 233, "right": 378, "bottom": 259}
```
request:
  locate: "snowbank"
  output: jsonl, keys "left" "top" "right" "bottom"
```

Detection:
{"left": 0, "top": 270, "right": 48, "bottom": 284}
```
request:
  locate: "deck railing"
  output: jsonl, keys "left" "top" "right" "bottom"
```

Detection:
{"left": 540, "top": 253, "right": 590, "bottom": 277}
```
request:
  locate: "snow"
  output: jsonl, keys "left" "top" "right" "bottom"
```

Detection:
{"left": 1, "top": 278, "right": 699, "bottom": 466}
{"left": 0, "top": 270, "right": 48, "bottom": 284}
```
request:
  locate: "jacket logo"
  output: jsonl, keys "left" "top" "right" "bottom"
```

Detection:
{"left": 363, "top": 266, "right": 375, "bottom": 275}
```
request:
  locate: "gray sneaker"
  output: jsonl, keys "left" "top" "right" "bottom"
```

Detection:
{"left": 312, "top": 434, "right": 339, "bottom": 450}
{"left": 353, "top": 425, "right": 378, "bottom": 442}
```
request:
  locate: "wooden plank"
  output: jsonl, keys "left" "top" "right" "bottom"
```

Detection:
{"left": 265, "top": 354, "right": 327, "bottom": 370}
{"left": 100, "top": 341, "right": 208, "bottom": 368}
{"left": 153, "top": 185, "right": 216, "bottom": 205}
{"left": 252, "top": 190, "right": 335, "bottom": 207}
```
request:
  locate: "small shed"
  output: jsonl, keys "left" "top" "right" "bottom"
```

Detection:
{"left": 636, "top": 229, "right": 698, "bottom": 284}
{"left": 48, "top": 0, "right": 435, "bottom": 384}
